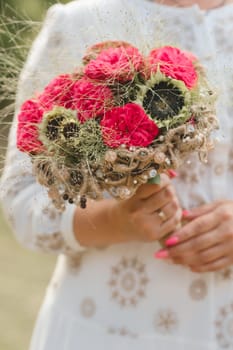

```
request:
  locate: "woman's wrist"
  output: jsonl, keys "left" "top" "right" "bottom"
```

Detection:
{"left": 73, "top": 198, "right": 127, "bottom": 248}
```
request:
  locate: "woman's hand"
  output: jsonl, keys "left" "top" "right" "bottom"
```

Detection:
{"left": 113, "top": 173, "right": 182, "bottom": 243}
{"left": 155, "top": 200, "right": 233, "bottom": 272}
{"left": 74, "top": 173, "right": 182, "bottom": 248}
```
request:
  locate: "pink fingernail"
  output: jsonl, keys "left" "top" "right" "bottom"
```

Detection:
{"left": 167, "top": 169, "right": 178, "bottom": 179}
{"left": 182, "top": 209, "right": 190, "bottom": 218}
{"left": 165, "top": 236, "right": 179, "bottom": 247}
{"left": 154, "top": 250, "right": 169, "bottom": 259}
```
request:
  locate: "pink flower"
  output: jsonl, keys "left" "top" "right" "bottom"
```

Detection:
{"left": 17, "top": 125, "right": 43, "bottom": 154}
{"left": 82, "top": 40, "right": 133, "bottom": 64}
{"left": 148, "top": 46, "right": 198, "bottom": 89}
{"left": 18, "top": 99, "right": 43, "bottom": 123}
{"left": 38, "top": 74, "right": 75, "bottom": 110}
{"left": 16, "top": 99, "right": 44, "bottom": 154}
{"left": 71, "top": 78, "right": 114, "bottom": 122}
{"left": 100, "top": 103, "right": 159, "bottom": 148}
{"left": 84, "top": 46, "right": 145, "bottom": 83}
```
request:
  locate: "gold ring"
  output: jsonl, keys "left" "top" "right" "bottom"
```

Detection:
{"left": 157, "top": 210, "right": 167, "bottom": 222}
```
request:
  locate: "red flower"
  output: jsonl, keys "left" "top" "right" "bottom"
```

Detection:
{"left": 38, "top": 74, "right": 75, "bottom": 110}
{"left": 148, "top": 46, "right": 198, "bottom": 89}
{"left": 84, "top": 46, "right": 145, "bottom": 83}
{"left": 71, "top": 78, "right": 113, "bottom": 122}
{"left": 17, "top": 99, "right": 44, "bottom": 123}
{"left": 17, "top": 125, "right": 43, "bottom": 154}
{"left": 83, "top": 40, "right": 133, "bottom": 64}
{"left": 17, "top": 99, "right": 44, "bottom": 154}
{"left": 100, "top": 103, "right": 159, "bottom": 148}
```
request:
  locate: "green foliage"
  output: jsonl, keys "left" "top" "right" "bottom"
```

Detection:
{"left": 0, "top": 0, "right": 71, "bottom": 21}
{"left": 77, "top": 119, "right": 107, "bottom": 162}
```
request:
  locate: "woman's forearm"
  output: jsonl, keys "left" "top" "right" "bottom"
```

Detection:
{"left": 73, "top": 198, "right": 126, "bottom": 248}
{"left": 73, "top": 177, "right": 182, "bottom": 248}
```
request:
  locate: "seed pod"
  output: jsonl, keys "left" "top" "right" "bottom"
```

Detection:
{"left": 80, "top": 195, "right": 87, "bottom": 209}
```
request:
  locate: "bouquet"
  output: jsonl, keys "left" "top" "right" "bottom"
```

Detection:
{"left": 16, "top": 41, "right": 218, "bottom": 210}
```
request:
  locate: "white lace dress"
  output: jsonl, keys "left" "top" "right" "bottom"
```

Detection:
{"left": 1, "top": 0, "right": 233, "bottom": 349}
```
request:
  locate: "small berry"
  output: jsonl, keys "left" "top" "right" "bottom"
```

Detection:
{"left": 63, "top": 194, "right": 69, "bottom": 201}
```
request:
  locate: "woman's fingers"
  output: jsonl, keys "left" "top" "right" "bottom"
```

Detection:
{"left": 158, "top": 208, "right": 182, "bottom": 239}
{"left": 159, "top": 199, "right": 181, "bottom": 222}
{"left": 165, "top": 211, "right": 219, "bottom": 246}
{"left": 121, "top": 173, "right": 182, "bottom": 242}
{"left": 142, "top": 185, "right": 182, "bottom": 239}
{"left": 191, "top": 256, "right": 232, "bottom": 273}
{"left": 135, "top": 173, "right": 170, "bottom": 199}
{"left": 194, "top": 243, "right": 231, "bottom": 266}
{"left": 181, "top": 243, "right": 229, "bottom": 265}
{"left": 182, "top": 201, "right": 222, "bottom": 220}
{"left": 168, "top": 228, "right": 223, "bottom": 257}
{"left": 155, "top": 200, "right": 233, "bottom": 273}
{"left": 143, "top": 184, "right": 178, "bottom": 213}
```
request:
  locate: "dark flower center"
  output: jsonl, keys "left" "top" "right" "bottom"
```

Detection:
{"left": 62, "top": 122, "right": 80, "bottom": 139}
{"left": 143, "top": 81, "right": 185, "bottom": 120}
{"left": 46, "top": 116, "right": 64, "bottom": 140}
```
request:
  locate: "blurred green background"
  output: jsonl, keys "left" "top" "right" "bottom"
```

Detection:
{"left": 0, "top": 1, "right": 71, "bottom": 349}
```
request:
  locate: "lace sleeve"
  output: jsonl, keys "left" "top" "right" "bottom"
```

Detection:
{"left": 0, "top": 4, "right": 86, "bottom": 255}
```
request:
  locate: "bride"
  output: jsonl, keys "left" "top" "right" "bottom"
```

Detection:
{"left": 1, "top": 0, "right": 233, "bottom": 349}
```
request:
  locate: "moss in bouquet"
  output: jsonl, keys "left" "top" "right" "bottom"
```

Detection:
{"left": 77, "top": 119, "right": 107, "bottom": 162}
{"left": 39, "top": 108, "right": 106, "bottom": 172}
{"left": 110, "top": 78, "right": 140, "bottom": 106}
{"left": 189, "top": 78, "right": 217, "bottom": 121}
{"left": 63, "top": 153, "right": 82, "bottom": 167}
{"left": 187, "top": 63, "right": 217, "bottom": 121}
{"left": 134, "top": 71, "right": 192, "bottom": 129}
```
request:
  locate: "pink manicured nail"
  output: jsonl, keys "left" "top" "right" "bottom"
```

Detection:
{"left": 182, "top": 209, "right": 190, "bottom": 218}
{"left": 167, "top": 169, "right": 178, "bottom": 178}
{"left": 165, "top": 236, "right": 179, "bottom": 247}
{"left": 154, "top": 250, "right": 169, "bottom": 259}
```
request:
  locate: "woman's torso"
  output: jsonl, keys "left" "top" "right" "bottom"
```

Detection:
{"left": 39, "top": 0, "right": 233, "bottom": 348}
